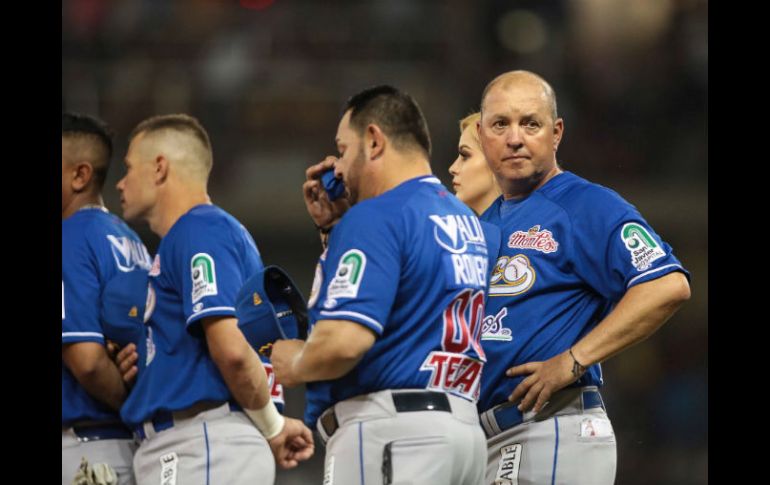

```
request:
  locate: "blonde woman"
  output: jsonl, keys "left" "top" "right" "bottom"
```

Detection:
{"left": 449, "top": 112, "right": 502, "bottom": 215}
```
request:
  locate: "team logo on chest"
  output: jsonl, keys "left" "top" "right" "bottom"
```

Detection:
{"left": 622, "top": 223, "right": 666, "bottom": 271}
{"left": 489, "top": 254, "right": 536, "bottom": 296}
{"left": 191, "top": 253, "right": 218, "bottom": 303}
{"left": 507, "top": 225, "right": 559, "bottom": 253}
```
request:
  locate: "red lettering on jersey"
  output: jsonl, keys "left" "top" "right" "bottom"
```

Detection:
{"left": 420, "top": 351, "right": 483, "bottom": 400}
{"left": 442, "top": 289, "right": 486, "bottom": 359}
{"left": 263, "top": 363, "right": 285, "bottom": 401}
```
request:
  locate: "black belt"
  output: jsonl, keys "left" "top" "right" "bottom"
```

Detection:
{"left": 68, "top": 422, "right": 134, "bottom": 441}
{"left": 319, "top": 391, "right": 451, "bottom": 439}
{"left": 135, "top": 401, "right": 241, "bottom": 440}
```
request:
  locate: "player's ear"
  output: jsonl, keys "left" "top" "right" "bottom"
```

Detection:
{"left": 553, "top": 118, "right": 564, "bottom": 152}
{"left": 71, "top": 162, "right": 94, "bottom": 192}
{"left": 155, "top": 155, "right": 169, "bottom": 184}
{"left": 366, "top": 124, "right": 386, "bottom": 161}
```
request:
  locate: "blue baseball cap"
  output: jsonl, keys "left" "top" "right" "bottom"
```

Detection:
{"left": 235, "top": 265, "right": 308, "bottom": 356}
{"left": 100, "top": 270, "right": 154, "bottom": 372}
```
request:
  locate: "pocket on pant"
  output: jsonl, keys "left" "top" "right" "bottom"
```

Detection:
{"left": 575, "top": 416, "right": 616, "bottom": 443}
{"left": 382, "top": 436, "right": 451, "bottom": 485}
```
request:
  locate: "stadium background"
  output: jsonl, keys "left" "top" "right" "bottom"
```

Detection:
{"left": 62, "top": 1, "right": 708, "bottom": 483}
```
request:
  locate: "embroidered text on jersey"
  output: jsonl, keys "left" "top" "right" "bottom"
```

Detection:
{"left": 507, "top": 225, "right": 559, "bottom": 253}
{"left": 429, "top": 214, "right": 487, "bottom": 254}
{"left": 107, "top": 235, "right": 153, "bottom": 272}
{"left": 482, "top": 307, "right": 512, "bottom": 341}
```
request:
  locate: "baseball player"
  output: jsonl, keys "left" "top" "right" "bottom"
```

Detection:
{"left": 475, "top": 70, "right": 691, "bottom": 484}
{"left": 113, "top": 114, "right": 313, "bottom": 484}
{"left": 62, "top": 112, "right": 151, "bottom": 485}
{"left": 270, "top": 85, "right": 488, "bottom": 485}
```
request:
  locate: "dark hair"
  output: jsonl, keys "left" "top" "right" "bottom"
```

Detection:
{"left": 345, "top": 85, "right": 431, "bottom": 157}
{"left": 62, "top": 112, "right": 114, "bottom": 189}
{"left": 130, "top": 113, "right": 212, "bottom": 153}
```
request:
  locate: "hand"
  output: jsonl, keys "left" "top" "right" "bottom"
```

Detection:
{"left": 105, "top": 339, "right": 120, "bottom": 360}
{"left": 506, "top": 350, "right": 579, "bottom": 413}
{"left": 302, "top": 156, "right": 350, "bottom": 229}
{"left": 268, "top": 417, "right": 315, "bottom": 469}
{"left": 270, "top": 339, "right": 305, "bottom": 388}
{"left": 115, "top": 342, "right": 139, "bottom": 386}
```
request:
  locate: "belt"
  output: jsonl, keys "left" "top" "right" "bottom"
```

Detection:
{"left": 135, "top": 401, "right": 241, "bottom": 440}
{"left": 480, "top": 387, "right": 605, "bottom": 439}
{"left": 318, "top": 391, "right": 451, "bottom": 440}
{"left": 66, "top": 422, "right": 134, "bottom": 441}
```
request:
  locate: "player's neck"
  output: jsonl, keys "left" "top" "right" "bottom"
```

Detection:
{"left": 503, "top": 165, "right": 562, "bottom": 201}
{"left": 62, "top": 192, "right": 104, "bottom": 220}
{"left": 374, "top": 154, "right": 432, "bottom": 198}
{"left": 150, "top": 185, "right": 211, "bottom": 237}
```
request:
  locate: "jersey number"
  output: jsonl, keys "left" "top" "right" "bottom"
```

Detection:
{"left": 441, "top": 288, "right": 486, "bottom": 359}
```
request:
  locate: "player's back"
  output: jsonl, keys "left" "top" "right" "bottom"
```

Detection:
{"left": 305, "top": 175, "right": 490, "bottom": 424}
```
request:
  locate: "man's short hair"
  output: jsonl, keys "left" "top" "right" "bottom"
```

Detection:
{"left": 130, "top": 114, "right": 213, "bottom": 173}
{"left": 345, "top": 85, "right": 432, "bottom": 157}
{"left": 480, "top": 71, "right": 559, "bottom": 122}
{"left": 62, "top": 112, "right": 113, "bottom": 189}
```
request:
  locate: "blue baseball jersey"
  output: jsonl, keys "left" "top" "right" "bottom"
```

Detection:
{"left": 62, "top": 207, "right": 153, "bottom": 426}
{"left": 120, "top": 204, "right": 267, "bottom": 427}
{"left": 305, "top": 175, "right": 490, "bottom": 426}
{"left": 477, "top": 171, "right": 690, "bottom": 412}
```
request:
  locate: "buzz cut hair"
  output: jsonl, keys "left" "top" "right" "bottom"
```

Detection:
{"left": 62, "top": 112, "right": 114, "bottom": 189}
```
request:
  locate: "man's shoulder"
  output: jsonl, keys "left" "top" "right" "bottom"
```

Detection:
{"left": 542, "top": 171, "right": 634, "bottom": 215}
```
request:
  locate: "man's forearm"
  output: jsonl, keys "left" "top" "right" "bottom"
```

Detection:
{"left": 63, "top": 343, "right": 128, "bottom": 411}
{"left": 572, "top": 272, "right": 691, "bottom": 366}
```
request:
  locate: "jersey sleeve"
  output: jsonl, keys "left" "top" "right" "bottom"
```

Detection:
{"left": 570, "top": 188, "right": 690, "bottom": 301}
{"left": 310, "top": 205, "right": 401, "bottom": 336}
{"left": 174, "top": 220, "right": 258, "bottom": 332}
{"left": 62, "top": 226, "right": 104, "bottom": 344}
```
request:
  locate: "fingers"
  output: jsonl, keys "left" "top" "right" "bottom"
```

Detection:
{"left": 305, "top": 156, "right": 337, "bottom": 181}
{"left": 516, "top": 381, "right": 544, "bottom": 412}
{"left": 122, "top": 365, "right": 138, "bottom": 384}
{"left": 117, "top": 344, "right": 139, "bottom": 375}
{"left": 508, "top": 373, "right": 534, "bottom": 405}
{"left": 105, "top": 340, "right": 119, "bottom": 358}
{"left": 505, "top": 362, "right": 539, "bottom": 377}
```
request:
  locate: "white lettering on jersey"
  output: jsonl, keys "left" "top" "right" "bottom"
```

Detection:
{"left": 429, "top": 214, "right": 486, "bottom": 254}
{"left": 451, "top": 254, "right": 488, "bottom": 288}
{"left": 106, "top": 235, "right": 152, "bottom": 273}
{"left": 419, "top": 351, "right": 483, "bottom": 401}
